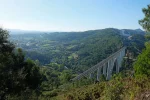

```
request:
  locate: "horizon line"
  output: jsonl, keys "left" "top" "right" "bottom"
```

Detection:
{"left": 8, "top": 27, "right": 143, "bottom": 33}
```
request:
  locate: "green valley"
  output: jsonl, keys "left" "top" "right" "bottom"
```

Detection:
{"left": 0, "top": 2, "right": 150, "bottom": 100}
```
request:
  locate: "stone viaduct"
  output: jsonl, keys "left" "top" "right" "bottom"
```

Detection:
{"left": 72, "top": 47, "right": 126, "bottom": 81}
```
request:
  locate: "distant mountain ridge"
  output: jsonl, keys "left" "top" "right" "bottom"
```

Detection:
{"left": 9, "top": 28, "right": 145, "bottom": 35}
{"left": 8, "top": 29, "right": 54, "bottom": 34}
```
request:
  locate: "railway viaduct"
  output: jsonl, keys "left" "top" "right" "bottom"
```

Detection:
{"left": 72, "top": 47, "right": 126, "bottom": 81}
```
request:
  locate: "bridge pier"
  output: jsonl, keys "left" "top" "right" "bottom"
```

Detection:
{"left": 97, "top": 67, "right": 101, "bottom": 81}
{"left": 118, "top": 49, "right": 125, "bottom": 69}
{"left": 117, "top": 52, "right": 122, "bottom": 71}
{"left": 115, "top": 59, "right": 119, "bottom": 73}
{"left": 89, "top": 73, "right": 93, "bottom": 79}
{"left": 103, "top": 63, "right": 107, "bottom": 77}
{"left": 110, "top": 59, "right": 115, "bottom": 79}
{"left": 106, "top": 58, "right": 116, "bottom": 80}
{"left": 106, "top": 60, "right": 111, "bottom": 80}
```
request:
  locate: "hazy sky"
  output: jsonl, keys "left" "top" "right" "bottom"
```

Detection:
{"left": 0, "top": 0, "right": 149, "bottom": 31}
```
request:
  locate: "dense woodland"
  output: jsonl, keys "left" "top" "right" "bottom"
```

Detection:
{"left": 0, "top": 4, "right": 150, "bottom": 100}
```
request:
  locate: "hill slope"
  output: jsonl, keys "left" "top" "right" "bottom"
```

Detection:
{"left": 52, "top": 77, "right": 150, "bottom": 100}
{"left": 10, "top": 28, "right": 145, "bottom": 72}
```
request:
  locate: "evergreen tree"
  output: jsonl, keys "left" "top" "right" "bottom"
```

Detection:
{"left": 139, "top": 5, "right": 150, "bottom": 32}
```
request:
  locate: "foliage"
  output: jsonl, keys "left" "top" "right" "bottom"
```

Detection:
{"left": 134, "top": 4, "right": 150, "bottom": 77}
{"left": 59, "top": 70, "right": 72, "bottom": 83}
{"left": 52, "top": 77, "right": 150, "bottom": 100}
{"left": 139, "top": 5, "right": 150, "bottom": 32}
{"left": 0, "top": 28, "right": 43, "bottom": 99}
{"left": 134, "top": 43, "right": 150, "bottom": 77}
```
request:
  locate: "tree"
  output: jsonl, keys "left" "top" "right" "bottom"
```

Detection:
{"left": 134, "top": 4, "right": 150, "bottom": 77}
{"left": 139, "top": 5, "right": 150, "bottom": 32}
{"left": 134, "top": 43, "right": 150, "bottom": 77}
{"left": 60, "top": 70, "right": 72, "bottom": 83}
{"left": 0, "top": 28, "right": 14, "bottom": 53}
{"left": 0, "top": 28, "right": 43, "bottom": 99}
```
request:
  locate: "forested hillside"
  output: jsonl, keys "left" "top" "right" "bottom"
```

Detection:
{"left": 10, "top": 28, "right": 145, "bottom": 73}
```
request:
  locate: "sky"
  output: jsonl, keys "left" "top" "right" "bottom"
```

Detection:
{"left": 0, "top": 0, "right": 149, "bottom": 32}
